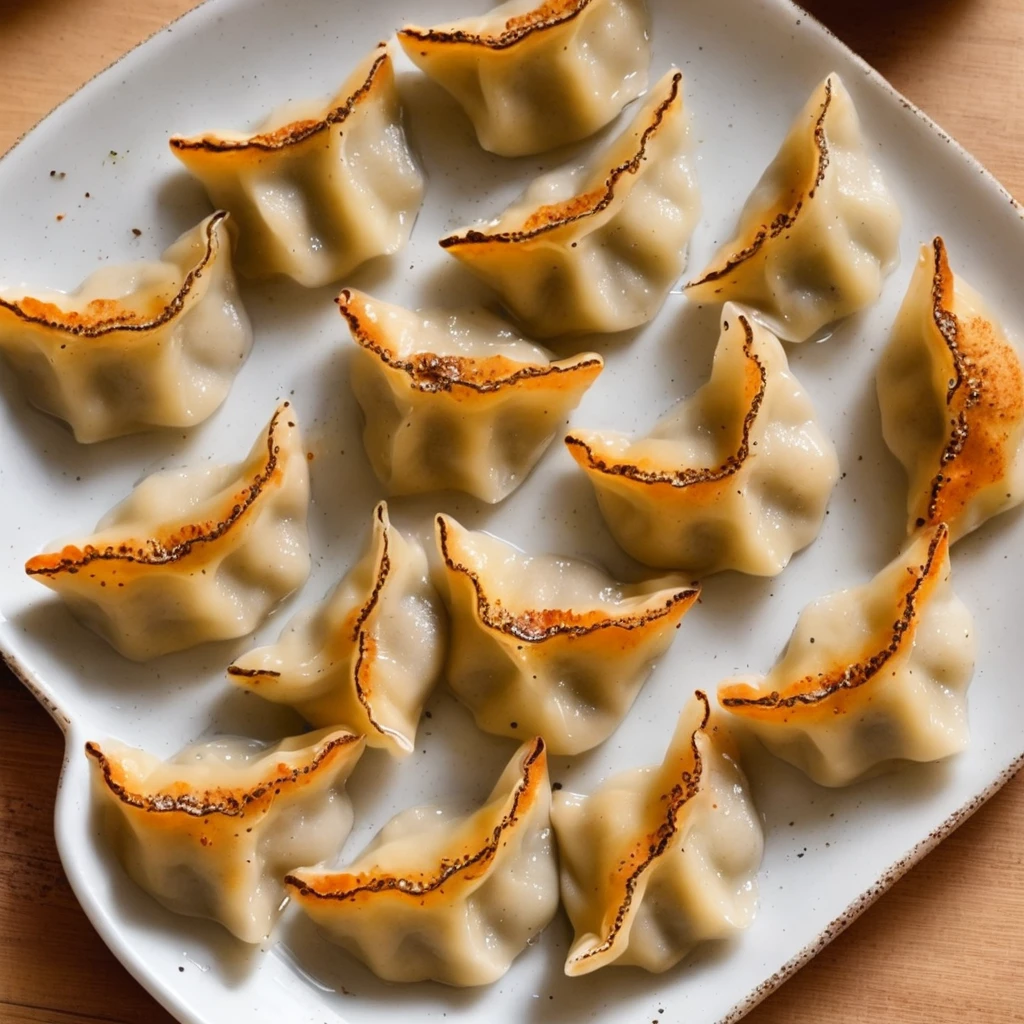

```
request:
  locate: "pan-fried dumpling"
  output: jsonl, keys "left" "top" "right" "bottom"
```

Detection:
{"left": 228, "top": 502, "right": 445, "bottom": 757}
{"left": 877, "top": 238, "right": 1024, "bottom": 543}
{"left": 687, "top": 73, "right": 901, "bottom": 343}
{"left": 25, "top": 405, "right": 310, "bottom": 661}
{"left": 286, "top": 737, "right": 557, "bottom": 985}
{"left": 434, "top": 514, "right": 700, "bottom": 754}
{"left": 340, "top": 288, "right": 603, "bottom": 503}
{"left": 169, "top": 45, "right": 423, "bottom": 287}
{"left": 440, "top": 69, "right": 699, "bottom": 338}
{"left": 718, "top": 523, "right": 975, "bottom": 787}
{"left": 0, "top": 212, "right": 251, "bottom": 443}
{"left": 552, "top": 691, "right": 763, "bottom": 975}
{"left": 397, "top": 0, "right": 650, "bottom": 158}
{"left": 86, "top": 727, "right": 365, "bottom": 943}
{"left": 566, "top": 304, "right": 839, "bottom": 577}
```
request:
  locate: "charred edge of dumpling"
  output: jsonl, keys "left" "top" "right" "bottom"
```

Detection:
{"left": 84, "top": 732, "right": 361, "bottom": 818}
{"left": 920, "top": 237, "right": 975, "bottom": 526}
{"left": 26, "top": 406, "right": 292, "bottom": 577}
{"left": 0, "top": 212, "right": 227, "bottom": 337}
{"left": 169, "top": 49, "right": 389, "bottom": 154}
{"left": 349, "top": 505, "right": 402, "bottom": 743}
{"left": 338, "top": 291, "right": 602, "bottom": 393}
{"left": 438, "top": 73, "right": 683, "bottom": 249}
{"left": 565, "top": 316, "right": 767, "bottom": 489}
{"left": 720, "top": 524, "right": 949, "bottom": 712}
{"left": 686, "top": 76, "right": 835, "bottom": 289}
{"left": 399, "top": 0, "right": 592, "bottom": 51}
{"left": 436, "top": 516, "right": 699, "bottom": 642}
{"left": 225, "top": 666, "right": 282, "bottom": 680}
{"left": 283, "top": 737, "right": 546, "bottom": 900}
{"left": 348, "top": 502, "right": 392, "bottom": 642}
{"left": 568, "top": 692, "right": 711, "bottom": 970}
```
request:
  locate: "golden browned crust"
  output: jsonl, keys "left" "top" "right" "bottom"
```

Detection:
{"left": 687, "top": 77, "right": 834, "bottom": 290}
{"left": 566, "top": 691, "right": 710, "bottom": 969}
{"left": 227, "top": 503, "right": 398, "bottom": 743}
{"left": 437, "top": 516, "right": 698, "bottom": 642}
{"left": 916, "top": 238, "right": 1024, "bottom": 529}
{"left": 26, "top": 405, "right": 292, "bottom": 577}
{"left": 400, "top": 0, "right": 591, "bottom": 51}
{"left": 565, "top": 315, "right": 767, "bottom": 488}
{"left": 169, "top": 49, "right": 388, "bottom": 154}
{"left": 85, "top": 731, "right": 361, "bottom": 818}
{"left": 348, "top": 504, "right": 394, "bottom": 739}
{"left": 226, "top": 666, "right": 281, "bottom": 679}
{"left": 719, "top": 524, "right": 949, "bottom": 715}
{"left": 338, "top": 290, "right": 602, "bottom": 393}
{"left": 439, "top": 73, "right": 682, "bottom": 249}
{"left": 0, "top": 212, "right": 227, "bottom": 338}
{"left": 284, "top": 737, "right": 547, "bottom": 901}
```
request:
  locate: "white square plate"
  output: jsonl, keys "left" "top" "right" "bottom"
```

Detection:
{"left": 1, "top": 1, "right": 1022, "bottom": 1022}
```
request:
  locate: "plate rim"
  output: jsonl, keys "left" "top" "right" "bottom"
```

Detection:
{"left": 2, "top": 1, "right": 1023, "bottom": 1022}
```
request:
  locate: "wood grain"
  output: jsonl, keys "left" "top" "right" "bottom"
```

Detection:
{"left": 1, "top": 1, "right": 1023, "bottom": 1021}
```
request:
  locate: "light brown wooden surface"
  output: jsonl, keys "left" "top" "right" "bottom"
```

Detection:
{"left": 1, "top": 0, "right": 1023, "bottom": 1021}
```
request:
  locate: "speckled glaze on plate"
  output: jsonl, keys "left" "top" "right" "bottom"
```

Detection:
{"left": 1, "top": 1, "right": 1023, "bottom": 1022}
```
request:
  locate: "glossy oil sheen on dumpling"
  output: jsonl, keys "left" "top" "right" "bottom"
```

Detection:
{"left": 687, "top": 73, "right": 901, "bottom": 343}
{"left": 435, "top": 514, "right": 699, "bottom": 755}
{"left": 566, "top": 304, "right": 839, "bottom": 577}
{"left": 877, "top": 237, "right": 1024, "bottom": 542}
{"left": 341, "top": 288, "right": 603, "bottom": 503}
{"left": 0, "top": 212, "right": 250, "bottom": 442}
{"left": 169, "top": 45, "right": 423, "bottom": 287}
{"left": 286, "top": 737, "right": 558, "bottom": 986}
{"left": 398, "top": 0, "right": 650, "bottom": 157}
{"left": 228, "top": 502, "right": 445, "bottom": 757}
{"left": 440, "top": 69, "right": 699, "bottom": 338}
{"left": 25, "top": 405, "right": 310, "bottom": 660}
{"left": 552, "top": 691, "right": 763, "bottom": 975}
{"left": 86, "top": 727, "right": 365, "bottom": 943}
{"left": 718, "top": 524, "right": 975, "bottom": 787}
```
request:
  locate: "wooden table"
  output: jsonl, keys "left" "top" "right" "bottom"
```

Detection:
{"left": 2, "top": 1, "right": 1023, "bottom": 1020}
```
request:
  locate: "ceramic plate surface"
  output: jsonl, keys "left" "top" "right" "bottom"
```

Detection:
{"left": 2, "top": 1, "right": 1023, "bottom": 1022}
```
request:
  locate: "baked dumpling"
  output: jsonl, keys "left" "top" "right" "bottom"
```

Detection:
{"left": 341, "top": 288, "right": 603, "bottom": 503}
{"left": 687, "top": 73, "right": 901, "bottom": 343}
{"left": 228, "top": 502, "right": 445, "bottom": 757}
{"left": 718, "top": 523, "right": 975, "bottom": 787}
{"left": 877, "top": 237, "right": 1024, "bottom": 542}
{"left": 25, "top": 405, "right": 310, "bottom": 661}
{"left": 440, "top": 69, "right": 700, "bottom": 338}
{"left": 86, "top": 727, "right": 365, "bottom": 943}
{"left": 169, "top": 45, "right": 423, "bottom": 287}
{"left": 434, "top": 514, "right": 700, "bottom": 754}
{"left": 286, "top": 736, "right": 558, "bottom": 986}
{"left": 0, "top": 212, "right": 250, "bottom": 442}
{"left": 552, "top": 691, "right": 763, "bottom": 975}
{"left": 397, "top": 0, "right": 650, "bottom": 158}
{"left": 566, "top": 304, "right": 839, "bottom": 577}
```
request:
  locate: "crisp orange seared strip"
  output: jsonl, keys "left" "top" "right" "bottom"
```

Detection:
{"left": 25, "top": 404, "right": 294, "bottom": 582}
{"left": 0, "top": 211, "right": 226, "bottom": 338}
{"left": 169, "top": 49, "right": 389, "bottom": 157}
{"left": 440, "top": 72, "right": 682, "bottom": 250}
{"left": 565, "top": 313, "right": 767, "bottom": 498}
{"left": 720, "top": 523, "right": 950, "bottom": 721}
{"left": 565, "top": 692, "right": 709, "bottom": 974}
{"left": 86, "top": 731, "right": 364, "bottom": 822}
{"left": 338, "top": 288, "right": 603, "bottom": 396}
{"left": 687, "top": 78, "right": 833, "bottom": 292}
{"left": 400, "top": 0, "right": 592, "bottom": 50}
{"left": 915, "top": 237, "right": 1024, "bottom": 532}
{"left": 436, "top": 513, "right": 700, "bottom": 643}
{"left": 286, "top": 737, "right": 547, "bottom": 902}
